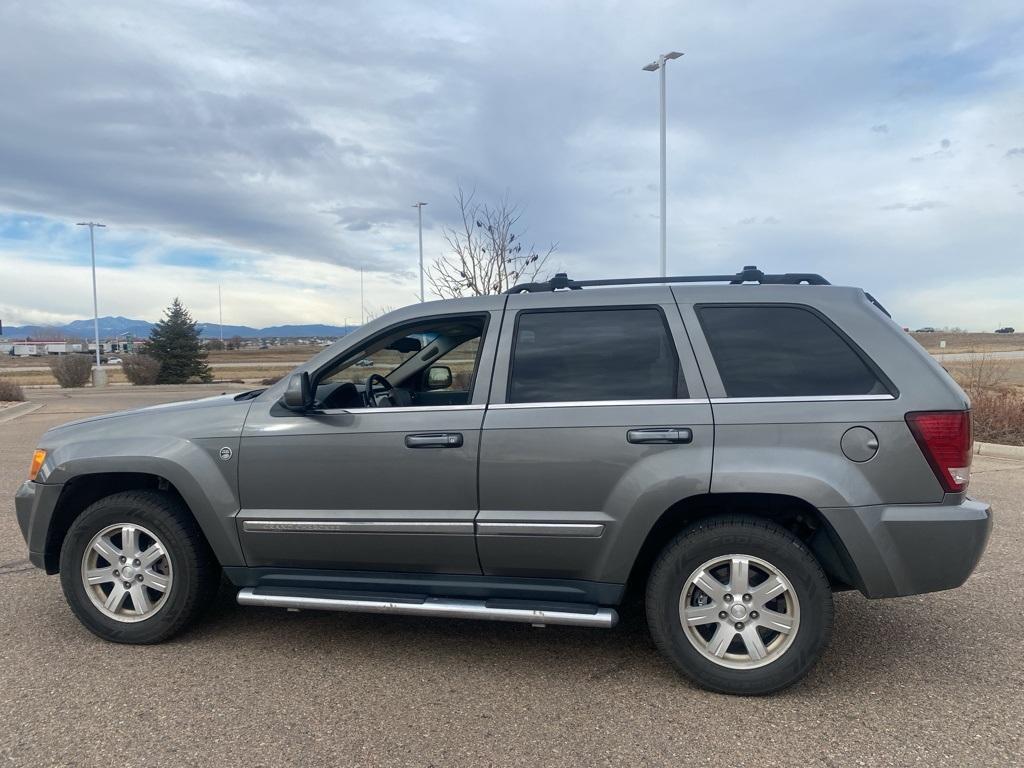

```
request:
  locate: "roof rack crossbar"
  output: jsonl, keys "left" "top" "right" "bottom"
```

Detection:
{"left": 506, "top": 265, "right": 830, "bottom": 293}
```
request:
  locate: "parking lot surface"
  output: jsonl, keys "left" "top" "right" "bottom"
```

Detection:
{"left": 1, "top": 388, "right": 1022, "bottom": 767}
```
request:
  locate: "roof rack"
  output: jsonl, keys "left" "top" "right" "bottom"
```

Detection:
{"left": 506, "top": 265, "right": 830, "bottom": 294}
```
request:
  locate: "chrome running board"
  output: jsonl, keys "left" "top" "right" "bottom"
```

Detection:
{"left": 237, "top": 587, "right": 618, "bottom": 628}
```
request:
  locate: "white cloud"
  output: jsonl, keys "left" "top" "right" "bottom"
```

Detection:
{"left": 0, "top": 0, "right": 1022, "bottom": 329}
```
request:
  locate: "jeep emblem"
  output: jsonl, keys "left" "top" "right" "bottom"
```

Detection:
{"left": 219, "top": 446, "right": 233, "bottom": 461}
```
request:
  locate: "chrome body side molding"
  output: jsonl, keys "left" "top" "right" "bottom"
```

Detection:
{"left": 476, "top": 522, "right": 605, "bottom": 537}
{"left": 242, "top": 520, "right": 474, "bottom": 534}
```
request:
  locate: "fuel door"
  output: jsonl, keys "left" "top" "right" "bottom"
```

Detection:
{"left": 841, "top": 426, "right": 879, "bottom": 463}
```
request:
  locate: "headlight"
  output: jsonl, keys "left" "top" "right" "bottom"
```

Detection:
{"left": 28, "top": 449, "right": 46, "bottom": 481}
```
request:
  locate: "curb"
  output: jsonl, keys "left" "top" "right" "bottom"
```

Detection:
{"left": 0, "top": 401, "right": 43, "bottom": 424}
{"left": 974, "top": 441, "right": 1024, "bottom": 461}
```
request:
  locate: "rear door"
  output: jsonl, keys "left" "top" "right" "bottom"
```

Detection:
{"left": 476, "top": 287, "right": 713, "bottom": 586}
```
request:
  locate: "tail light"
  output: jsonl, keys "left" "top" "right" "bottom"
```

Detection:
{"left": 905, "top": 410, "right": 972, "bottom": 493}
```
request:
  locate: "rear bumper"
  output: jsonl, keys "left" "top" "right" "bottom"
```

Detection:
{"left": 821, "top": 498, "right": 992, "bottom": 598}
{"left": 14, "top": 480, "right": 64, "bottom": 572}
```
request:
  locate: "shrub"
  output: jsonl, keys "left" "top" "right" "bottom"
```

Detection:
{"left": 121, "top": 355, "right": 161, "bottom": 385}
{"left": 260, "top": 376, "right": 281, "bottom": 386}
{"left": 49, "top": 354, "right": 93, "bottom": 388}
{"left": 0, "top": 379, "right": 25, "bottom": 401}
{"left": 967, "top": 388, "right": 1024, "bottom": 446}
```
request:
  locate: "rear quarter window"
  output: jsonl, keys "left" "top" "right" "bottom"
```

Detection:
{"left": 697, "top": 304, "right": 888, "bottom": 398}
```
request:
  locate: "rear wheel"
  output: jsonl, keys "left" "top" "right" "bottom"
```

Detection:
{"left": 646, "top": 515, "right": 833, "bottom": 695}
{"left": 59, "top": 490, "right": 220, "bottom": 643}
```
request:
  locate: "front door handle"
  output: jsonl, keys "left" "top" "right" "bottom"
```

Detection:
{"left": 627, "top": 427, "right": 693, "bottom": 445}
{"left": 405, "top": 432, "right": 464, "bottom": 449}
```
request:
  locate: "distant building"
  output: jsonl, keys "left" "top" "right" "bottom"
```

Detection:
{"left": 7, "top": 340, "right": 84, "bottom": 356}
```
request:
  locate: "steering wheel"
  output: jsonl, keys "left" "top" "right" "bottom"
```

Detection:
{"left": 365, "top": 373, "right": 393, "bottom": 407}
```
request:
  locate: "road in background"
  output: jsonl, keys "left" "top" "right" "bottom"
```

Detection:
{"left": 1, "top": 388, "right": 1022, "bottom": 766}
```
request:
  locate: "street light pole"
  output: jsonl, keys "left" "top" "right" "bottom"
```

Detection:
{"left": 643, "top": 51, "right": 683, "bottom": 277}
{"left": 76, "top": 221, "right": 106, "bottom": 368}
{"left": 413, "top": 202, "right": 427, "bottom": 302}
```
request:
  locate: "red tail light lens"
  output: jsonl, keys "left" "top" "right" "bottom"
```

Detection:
{"left": 905, "top": 410, "right": 972, "bottom": 493}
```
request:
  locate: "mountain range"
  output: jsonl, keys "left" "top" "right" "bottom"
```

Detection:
{"left": 0, "top": 316, "right": 355, "bottom": 340}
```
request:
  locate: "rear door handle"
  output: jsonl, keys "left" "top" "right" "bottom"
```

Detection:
{"left": 627, "top": 427, "right": 693, "bottom": 445}
{"left": 405, "top": 432, "right": 464, "bottom": 449}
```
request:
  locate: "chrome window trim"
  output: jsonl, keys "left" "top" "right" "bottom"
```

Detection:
{"left": 490, "top": 398, "right": 705, "bottom": 410}
{"left": 242, "top": 520, "right": 475, "bottom": 534}
{"left": 708, "top": 394, "right": 896, "bottom": 404}
{"left": 476, "top": 522, "right": 605, "bottom": 537}
{"left": 318, "top": 404, "right": 485, "bottom": 415}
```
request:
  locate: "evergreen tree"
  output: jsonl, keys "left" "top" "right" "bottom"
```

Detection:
{"left": 148, "top": 298, "right": 213, "bottom": 384}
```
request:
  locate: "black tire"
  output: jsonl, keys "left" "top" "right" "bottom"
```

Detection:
{"left": 646, "top": 515, "right": 833, "bottom": 695}
{"left": 59, "top": 490, "right": 220, "bottom": 644}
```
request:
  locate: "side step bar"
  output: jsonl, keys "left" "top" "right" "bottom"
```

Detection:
{"left": 237, "top": 587, "right": 618, "bottom": 628}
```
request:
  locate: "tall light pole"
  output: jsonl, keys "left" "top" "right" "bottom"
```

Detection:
{"left": 218, "top": 284, "right": 224, "bottom": 344}
{"left": 76, "top": 221, "right": 106, "bottom": 368}
{"left": 413, "top": 202, "right": 427, "bottom": 302}
{"left": 643, "top": 51, "right": 683, "bottom": 277}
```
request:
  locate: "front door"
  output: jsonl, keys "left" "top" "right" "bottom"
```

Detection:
{"left": 237, "top": 302, "right": 503, "bottom": 574}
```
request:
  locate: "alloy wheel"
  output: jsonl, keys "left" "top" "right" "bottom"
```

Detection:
{"left": 678, "top": 554, "right": 800, "bottom": 669}
{"left": 80, "top": 523, "right": 173, "bottom": 622}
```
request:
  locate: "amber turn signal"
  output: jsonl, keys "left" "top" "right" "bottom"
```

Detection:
{"left": 28, "top": 449, "right": 46, "bottom": 481}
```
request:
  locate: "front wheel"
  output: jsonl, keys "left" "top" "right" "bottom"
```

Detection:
{"left": 646, "top": 516, "right": 833, "bottom": 695}
{"left": 59, "top": 490, "right": 220, "bottom": 643}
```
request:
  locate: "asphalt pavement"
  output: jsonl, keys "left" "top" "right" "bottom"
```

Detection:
{"left": 1, "top": 387, "right": 1022, "bottom": 767}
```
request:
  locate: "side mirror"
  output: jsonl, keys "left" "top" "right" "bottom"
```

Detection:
{"left": 282, "top": 371, "right": 313, "bottom": 411}
{"left": 425, "top": 365, "right": 452, "bottom": 390}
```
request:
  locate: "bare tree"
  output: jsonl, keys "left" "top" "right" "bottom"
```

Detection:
{"left": 364, "top": 304, "right": 395, "bottom": 322}
{"left": 427, "top": 186, "right": 556, "bottom": 298}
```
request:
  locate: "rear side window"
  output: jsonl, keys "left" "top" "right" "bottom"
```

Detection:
{"left": 508, "top": 308, "right": 685, "bottom": 403}
{"left": 697, "top": 305, "right": 887, "bottom": 398}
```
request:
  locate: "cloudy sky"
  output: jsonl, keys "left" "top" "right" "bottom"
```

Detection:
{"left": 1, "top": 0, "right": 1022, "bottom": 330}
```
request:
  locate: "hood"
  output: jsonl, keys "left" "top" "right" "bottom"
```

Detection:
{"left": 45, "top": 392, "right": 250, "bottom": 436}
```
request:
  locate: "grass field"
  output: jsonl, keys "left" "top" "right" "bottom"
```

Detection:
{"left": 910, "top": 331, "right": 1023, "bottom": 353}
{"left": 0, "top": 361, "right": 298, "bottom": 386}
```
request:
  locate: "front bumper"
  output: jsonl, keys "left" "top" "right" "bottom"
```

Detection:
{"left": 14, "top": 480, "right": 64, "bottom": 572}
{"left": 821, "top": 498, "right": 992, "bottom": 598}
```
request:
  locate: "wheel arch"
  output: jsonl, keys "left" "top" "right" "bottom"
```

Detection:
{"left": 42, "top": 460, "right": 242, "bottom": 573}
{"left": 626, "top": 493, "right": 864, "bottom": 595}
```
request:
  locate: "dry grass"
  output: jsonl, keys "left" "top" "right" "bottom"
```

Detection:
{"left": 0, "top": 362, "right": 296, "bottom": 387}
{"left": 966, "top": 388, "right": 1024, "bottom": 446}
{"left": 911, "top": 331, "right": 1023, "bottom": 353}
{"left": 206, "top": 345, "right": 312, "bottom": 364}
{"left": 945, "top": 351, "right": 1024, "bottom": 446}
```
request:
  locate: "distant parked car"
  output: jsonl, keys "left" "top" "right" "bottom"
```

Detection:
{"left": 915, "top": 327, "right": 936, "bottom": 333}
{"left": 995, "top": 327, "right": 1015, "bottom": 334}
{"left": 105, "top": 357, "right": 123, "bottom": 365}
{"left": 355, "top": 358, "right": 374, "bottom": 367}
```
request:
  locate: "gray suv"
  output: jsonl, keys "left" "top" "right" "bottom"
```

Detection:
{"left": 15, "top": 267, "right": 992, "bottom": 695}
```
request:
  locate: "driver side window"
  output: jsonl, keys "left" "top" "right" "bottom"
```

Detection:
{"left": 316, "top": 314, "right": 487, "bottom": 409}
